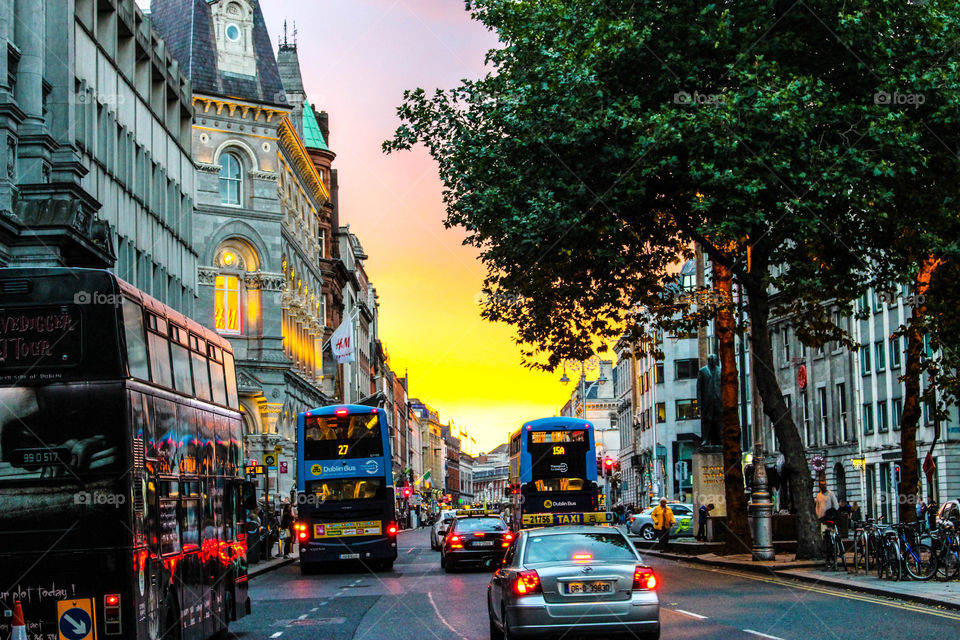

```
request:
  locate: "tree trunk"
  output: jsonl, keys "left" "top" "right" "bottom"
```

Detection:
{"left": 714, "top": 260, "right": 753, "bottom": 554}
{"left": 745, "top": 254, "right": 821, "bottom": 559}
{"left": 899, "top": 255, "right": 939, "bottom": 524}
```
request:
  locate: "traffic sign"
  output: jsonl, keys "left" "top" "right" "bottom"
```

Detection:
{"left": 57, "top": 599, "right": 94, "bottom": 640}
{"left": 280, "top": 461, "right": 288, "bottom": 474}
{"left": 274, "top": 445, "right": 283, "bottom": 456}
{"left": 245, "top": 464, "right": 264, "bottom": 475}
{"left": 263, "top": 453, "right": 277, "bottom": 467}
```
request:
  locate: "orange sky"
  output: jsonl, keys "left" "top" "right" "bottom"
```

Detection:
{"left": 257, "top": 1, "right": 573, "bottom": 453}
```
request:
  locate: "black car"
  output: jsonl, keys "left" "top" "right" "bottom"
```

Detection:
{"left": 441, "top": 515, "right": 514, "bottom": 572}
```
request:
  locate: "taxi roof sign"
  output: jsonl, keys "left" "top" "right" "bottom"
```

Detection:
{"left": 455, "top": 508, "right": 499, "bottom": 517}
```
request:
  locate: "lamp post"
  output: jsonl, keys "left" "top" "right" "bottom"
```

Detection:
{"left": 748, "top": 347, "right": 775, "bottom": 561}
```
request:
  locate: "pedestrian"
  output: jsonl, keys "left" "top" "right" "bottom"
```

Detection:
{"left": 927, "top": 499, "right": 939, "bottom": 530}
{"left": 850, "top": 501, "right": 862, "bottom": 523}
{"left": 815, "top": 478, "right": 839, "bottom": 521}
{"left": 651, "top": 498, "right": 676, "bottom": 552}
{"left": 696, "top": 503, "right": 714, "bottom": 542}
{"left": 917, "top": 496, "right": 926, "bottom": 530}
{"left": 280, "top": 504, "right": 295, "bottom": 558}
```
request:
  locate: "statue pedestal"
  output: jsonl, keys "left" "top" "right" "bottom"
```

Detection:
{"left": 692, "top": 446, "right": 725, "bottom": 541}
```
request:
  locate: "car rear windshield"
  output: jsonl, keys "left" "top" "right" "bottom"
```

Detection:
{"left": 524, "top": 532, "right": 637, "bottom": 564}
{"left": 453, "top": 517, "right": 507, "bottom": 533}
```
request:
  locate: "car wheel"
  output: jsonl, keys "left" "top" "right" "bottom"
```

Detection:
{"left": 641, "top": 525, "right": 657, "bottom": 541}
{"left": 440, "top": 552, "right": 446, "bottom": 568}
{"left": 489, "top": 613, "right": 504, "bottom": 640}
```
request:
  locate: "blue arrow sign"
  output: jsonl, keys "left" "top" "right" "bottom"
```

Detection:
{"left": 59, "top": 607, "right": 92, "bottom": 640}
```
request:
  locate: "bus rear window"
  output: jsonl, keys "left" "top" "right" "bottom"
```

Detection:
{"left": 304, "top": 478, "right": 384, "bottom": 502}
{"left": 303, "top": 413, "right": 383, "bottom": 460}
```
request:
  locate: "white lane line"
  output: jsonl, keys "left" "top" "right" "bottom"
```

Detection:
{"left": 297, "top": 613, "right": 308, "bottom": 620}
{"left": 310, "top": 607, "right": 319, "bottom": 612}
{"left": 673, "top": 609, "right": 708, "bottom": 619}
{"left": 427, "top": 591, "right": 469, "bottom": 640}
{"left": 743, "top": 630, "right": 784, "bottom": 640}
{"left": 270, "top": 633, "right": 283, "bottom": 638}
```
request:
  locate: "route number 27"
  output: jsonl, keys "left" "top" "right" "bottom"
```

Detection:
{"left": 338, "top": 444, "right": 349, "bottom": 455}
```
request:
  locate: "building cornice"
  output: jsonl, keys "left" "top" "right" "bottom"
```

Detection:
{"left": 277, "top": 117, "right": 330, "bottom": 206}
{"left": 193, "top": 96, "right": 289, "bottom": 123}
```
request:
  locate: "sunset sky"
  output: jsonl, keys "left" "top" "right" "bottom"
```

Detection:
{"left": 256, "top": 0, "right": 573, "bottom": 452}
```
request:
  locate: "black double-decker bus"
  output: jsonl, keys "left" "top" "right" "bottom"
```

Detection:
{"left": 0, "top": 268, "right": 250, "bottom": 640}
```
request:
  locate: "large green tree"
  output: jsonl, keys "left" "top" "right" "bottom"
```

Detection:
{"left": 386, "top": 0, "right": 960, "bottom": 558}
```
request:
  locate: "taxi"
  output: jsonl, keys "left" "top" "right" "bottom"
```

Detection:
{"left": 441, "top": 509, "right": 514, "bottom": 572}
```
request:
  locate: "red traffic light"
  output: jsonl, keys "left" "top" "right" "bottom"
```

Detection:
{"left": 402, "top": 487, "right": 413, "bottom": 498}
{"left": 604, "top": 457, "right": 615, "bottom": 468}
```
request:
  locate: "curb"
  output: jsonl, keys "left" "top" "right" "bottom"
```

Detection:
{"left": 248, "top": 557, "right": 296, "bottom": 579}
{"left": 643, "top": 549, "right": 960, "bottom": 611}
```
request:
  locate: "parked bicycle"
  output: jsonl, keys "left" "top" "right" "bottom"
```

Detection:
{"left": 930, "top": 520, "right": 960, "bottom": 581}
{"left": 892, "top": 521, "right": 936, "bottom": 581}
{"left": 821, "top": 514, "right": 847, "bottom": 572}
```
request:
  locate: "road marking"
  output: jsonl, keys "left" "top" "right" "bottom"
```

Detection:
{"left": 270, "top": 633, "right": 283, "bottom": 638}
{"left": 743, "top": 630, "right": 783, "bottom": 640}
{"left": 673, "top": 609, "right": 708, "bottom": 619}
{"left": 297, "top": 614, "right": 308, "bottom": 620}
{"left": 407, "top": 547, "right": 416, "bottom": 554}
{"left": 427, "top": 591, "right": 469, "bottom": 640}
{"left": 310, "top": 607, "right": 319, "bottom": 612}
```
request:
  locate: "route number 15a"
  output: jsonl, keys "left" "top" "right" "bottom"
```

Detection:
{"left": 553, "top": 445, "right": 565, "bottom": 455}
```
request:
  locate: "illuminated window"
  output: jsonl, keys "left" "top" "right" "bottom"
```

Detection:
{"left": 219, "top": 153, "right": 242, "bottom": 206}
{"left": 215, "top": 275, "right": 242, "bottom": 333}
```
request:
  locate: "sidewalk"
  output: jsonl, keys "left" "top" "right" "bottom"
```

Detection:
{"left": 248, "top": 554, "right": 297, "bottom": 578}
{"left": 638, "top": 544, "right": 960, "bottom": 610}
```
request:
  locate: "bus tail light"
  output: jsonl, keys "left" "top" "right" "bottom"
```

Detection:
{"left": 633, "top": 566, "right": 657, "bottom": 590}
{"left": 387, "top": 523, "right": 398, "bottom": 536}
{"left": 335, "top": 408, "right": 349, "bottom": 416}
{"left": 448, "top": 535, "right": 463, "bottom": 549}
{"left": 513, "top": 570, "right": 541, "bottom": 595}
{"left": 296, "top": 523, "right": 309, "bottom": 542}
{"left": 104, "top": 594, "right": 121, "bottom": 635}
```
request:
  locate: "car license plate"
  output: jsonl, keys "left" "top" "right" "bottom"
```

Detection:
{"left": 339, "top": 553, "right": 360, "bottom": 559}
{"left": 566, "top": 581, "right": 612, "bottom": 594}
{"left": 473, "top": 541, "right": 494, "bottom": 547}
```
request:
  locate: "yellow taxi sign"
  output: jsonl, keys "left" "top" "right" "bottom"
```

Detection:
{"left": 521, "top": 511, "right": 612, "bottom": 527}
{"left": 57, "top": 598, "right": 96, "bottom": 640}
{"left": 455, "top": 508, "right": 498, "bottom": 516}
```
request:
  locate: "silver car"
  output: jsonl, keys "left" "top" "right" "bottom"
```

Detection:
{"left": 629, "top": 503, "right": 694, "bottom": 540}
{"left": 487, "top": 525, "right": 660, "bottom": 640}
{"left": 430, "top": 510, "right": 457, "bottom": 550}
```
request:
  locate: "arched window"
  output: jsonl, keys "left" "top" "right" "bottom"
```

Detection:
{"left": 219, "top": 153, "right": 242, "bottom": 206}
{"left": 213, "top": 240, "right": 259, "bottom": 335}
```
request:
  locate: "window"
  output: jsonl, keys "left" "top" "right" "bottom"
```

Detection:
{"left": 676, "top": 399, "right": 699, "bottom": 421}
{"left": 123, "top": 299, "right": 149, "bottom": 380}
{"left": 218, "top": 153, "right": 242, "bottom": 206}
{"left": 877, "top": 401, "right": 889, "bottom": 433}
{"left": 782, "top": 328, "right": 791, "bottom": 362}
{"left": 862, "top": 403, "right": 874, "bottom": 435}
{"left": 837, "top": 383, "right": 848, "bottom": 440}
{"left": 656, "top": 402, "right": 666, "bottom": 423}
{"left": 225, "top": 23, "right": 241, "bottom": 41}
{"left": 215, "top": 275, "right": 242, "bottom": 333}
{"left": 654, "top": 362, "right": 664, "bottom": 384}
{"left": 817, "top": 387, "right": 828, "bottom": 445}
{"left": 875, "top": 341, "right": 886, "bottom": 373}
{"left": 860, "top": 344, "right": 871, "bottom": 375}
{"left": 892, "top": 398, "right": 902, "bottom": 431}
{"left": 890, "top": 337, "right": 902, "bottom": 368}
{"left": 147, "top": 316, "right": 173, "bottom": 388}
{"left": 675, "top": 358, "right": 699, "bottom": 380}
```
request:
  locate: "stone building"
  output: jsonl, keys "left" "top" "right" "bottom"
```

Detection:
{"left": 0, "top": 0, "right": 196, "bottom": 312}
{"left": 151, "top": 0, "right": 331, "bottom": 500}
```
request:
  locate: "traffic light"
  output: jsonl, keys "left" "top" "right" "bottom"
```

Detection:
{"left": 402, "top": 486, "right": 413, "bottom": 498}
{"left": 894, "top": 464, "right": 901, "bottom": 484}
{"left": 603, "top": 457, "right": 615, "bottom": 471}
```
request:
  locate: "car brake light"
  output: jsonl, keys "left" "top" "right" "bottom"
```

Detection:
{"left": 572, "top": 553, "right": 593, "bottom": 563}
{"left": 335, "top": 408, "right": 349, "bottom": 416}
{"left": 387, "top": 523, "right": 399, "bottom": 536}
{"left": 513, "top": 570, "right": 541, "bottom": 595}
{"left": 504, "top": 533, "right": 514, "bottom": 542}
{"left": 474, "top": 532, "right": 485, "bottom": 537}
{"left": 633, "top": 566, "right": 657, "bottom": 590}
{"left": 448, "top": 535, "right": 463, "bottom": 549}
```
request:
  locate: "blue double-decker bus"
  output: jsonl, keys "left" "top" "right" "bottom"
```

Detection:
{"left": 295, "top": 404, "right": 399, "bottom": 572}
{"left": 507, "top": 417, "right": 609, "bottom": 529}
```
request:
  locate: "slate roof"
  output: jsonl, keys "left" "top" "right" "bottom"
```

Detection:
{"left": 302, "top": 101, "right": 329, "bottom": 151}
{"left": 150, "top": 0, "right": 288, "bottom": 107}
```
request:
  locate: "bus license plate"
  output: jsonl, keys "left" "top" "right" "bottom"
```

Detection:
{"left": 339, "top": 553, "right": 360, "bottom": 559}
{"left": 473, "top": 541, "right": 494, "bottom": 547}
{"left": 566, "top": 581, "right": 612, "bottom": 594}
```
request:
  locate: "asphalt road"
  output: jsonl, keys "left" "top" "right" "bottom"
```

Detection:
{"left": 228, "top": 527, "right": 958, "bottom": 640}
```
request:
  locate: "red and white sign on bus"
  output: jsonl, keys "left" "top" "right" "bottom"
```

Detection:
{"left": 331, "top": 319, "right": 356, "bottom": 363}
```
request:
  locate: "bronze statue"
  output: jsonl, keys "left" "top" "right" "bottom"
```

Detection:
{"left": 697, "top": 354, "right": 722, "bottom": 446}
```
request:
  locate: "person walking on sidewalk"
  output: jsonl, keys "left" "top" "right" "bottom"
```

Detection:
{"left": 281, "top": 504, "right": 295, "bottom": 558}
{"left": 815, "top": 479, "right": 839, "bottom": 521}
{"left": 652, "top": 499, "right": 676, "bottom": 552}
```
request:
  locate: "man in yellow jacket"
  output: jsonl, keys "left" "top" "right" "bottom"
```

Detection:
{"left": 651, "top": 498, "right": 676, "bottom": 551}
